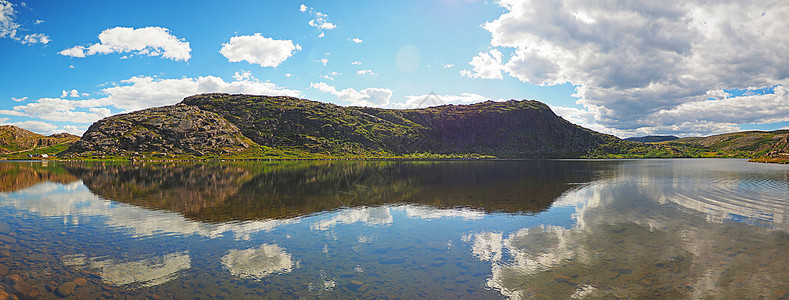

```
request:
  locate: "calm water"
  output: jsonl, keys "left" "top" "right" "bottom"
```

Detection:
{"left": 0, "top": 159, "right": 787, "bottom": 299}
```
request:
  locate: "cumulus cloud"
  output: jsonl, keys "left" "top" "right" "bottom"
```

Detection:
{"left": 220, "top": 33, "right": 300, "bottom": 68}
{"left": 476, "top": 0, "right": 789, "bottom": 136}
{"left": 0, "top": 0, "right": 49, "bottom": 44}
{"left": 0, "top": 98, "right": 113, "bottom": 123}
{"left": 0, "top": 74, "right": 301, "bottom": 134}
{"left": 101, "top": 75, "right": 301, "bottom": 111}
{"left": 59, "top": 27, "right": 190, "bottom": 61}
{"left": 351, "top": 61, "right": 361, "bottom": 65}
{"left": 460, "top": 49, "right": 503, "bottom": 79}
{"left": 352, "top": 38, "right": 362, "bottom": 43}
{"left": 3, "top": 120, "right": 58, "bottom": 134}
{"left": 310, "top": 82, "right": 392, "bottom": 107}
{"left": 299, "top": 4, "right": 307, "bottom": 13}
{"left": 395, "top": 92, "right": 487, "bottom": 108}
{"left": 61, "top": 89, "right": 79, "bottom": 98}
{"left": 11, "top": 96, "right": 27, "bottom": 102}
{"left": 21, "top": 33, "right": 49, "bottom": 44}
{"left": 443, "top": 64, "right": 454, "bottom": 69}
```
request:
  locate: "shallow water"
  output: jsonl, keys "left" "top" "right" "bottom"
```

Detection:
{"left": 0, "top": 159, "right": 787, "bottom": 299}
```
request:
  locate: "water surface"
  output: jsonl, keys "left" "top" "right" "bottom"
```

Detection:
{"left": 0, "top": 159, "right": 787, "bottom": 299}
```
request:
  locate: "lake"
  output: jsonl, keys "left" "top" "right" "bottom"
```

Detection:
{"left": 0, "top": 159, "right": 787, "bottom": 299}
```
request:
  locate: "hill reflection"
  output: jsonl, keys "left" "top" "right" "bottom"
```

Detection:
{"left": 55, "top": 160, "right": 612, "bottom": 222}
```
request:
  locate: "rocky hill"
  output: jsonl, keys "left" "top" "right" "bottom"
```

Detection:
{"left": 0, "top": 125, "right": 79, "bottom": 154}
{"left": 179, "top": 93, "right": 619, "bottom": 158}
{"left": 61, "top": 104, "right": 255, "bottom": 158}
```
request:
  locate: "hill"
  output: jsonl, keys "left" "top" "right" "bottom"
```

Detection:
{"left": 181, "top": 93, "right": 619, "bottom": 158}
{"left": 61, "top": 104, "right": 256, "bottom": 158}
{"left": 669, "top": 130, "right": 789, "bottom": 163}
{"left": 624, "top": 135, "right": 679, "bottom": 143}
{"left": 0, "top": 125, "right": 79, "bottom": 157}
{"left": 61, "top": 93, "right": 620, "bottom": 159}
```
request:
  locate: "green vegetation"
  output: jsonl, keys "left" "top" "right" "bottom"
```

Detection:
{"left": 0, "top": 125, "right": 80, "bottom": 160}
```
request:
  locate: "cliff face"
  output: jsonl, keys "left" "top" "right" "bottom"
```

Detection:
{"left": 62, "top": 104, "right": 255, "bottom": 157}
{"left": 181, "top": 93, "right": 616, "bottom": 157}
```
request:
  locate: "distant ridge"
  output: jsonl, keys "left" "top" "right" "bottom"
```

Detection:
{"left": 624, "top": 135, "right": 679, "bottom": 143}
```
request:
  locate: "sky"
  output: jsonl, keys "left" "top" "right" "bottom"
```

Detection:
{"left": 1, "top": 0, "right": 788, "bottom": 138}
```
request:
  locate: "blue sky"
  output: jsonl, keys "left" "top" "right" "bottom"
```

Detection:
{"left": 1, "top": 0, "right": 788, "bottom": 138}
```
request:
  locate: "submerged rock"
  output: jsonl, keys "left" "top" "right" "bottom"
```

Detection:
{"left": 55, "top": 281, "right": 77, "bottom": 297}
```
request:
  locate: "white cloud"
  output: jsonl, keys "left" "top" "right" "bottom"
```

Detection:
{"left": 3, "top": 120, "right": 58, "bottom": 134}
{"left": 0, "top": 0, "right": 48, "bottom": 44}
{"left": 0, "top": 0, "right": 17, "bottom": 39}
{"left": 34, "top": 19, "right": 43, "bottom": 24}
{"left": 303, "top": 7, "right": 336, "bottom": 37}
{"left": 62, "top": 125, "right": 83, "bottom": 135}
{"left": 395, "top": 92, "right": 487, "bottom": 108}
{"left": 0, "top": 98, "right": 113, "bottom": 123}
{"left": 59, "top": 27, "right": 190, "bottom": 61}
{"left": 100, "top": 75, "right": 301, "bottom": 111}
{"left": 443, "top": 64, "right": 454, "bottom": 69}
{"left": 320, "top": 58, "right": 328, "bottom": 66}
{"left": 59, "top": 46, "right": 85, "bottom": 57}
{"left": 351, "top": 61, "right": 361, "bottom": 65}
{"left": 1, "top": 75, "right": 301, "bottom": 132}
{"left": 356, "top": 69, "right": 376, "bottom": 76}
{"left": 320, "top": 71, "right": 341, "bottom": 81}
{"left": 21, "top": 33, "right": 49, "bottom": 44}
{"left": 460, "top": 49, "right": 503, "bottom": 79}
{"left": 478, "top": 0, "right": 789, "bottom": 136}
{"left": 11, "top": 96, "right": 27, "bottom": 102}
{"left": 352, "top": 38, "right": 363, "bottom": 43}
{"left": 61, "top": 89, "right": 79, "bottom": 98}
{"left": 232, "top": 70, "right": 253, "bottom": 81}
{"left": 310, "top": 82, "right": 392, "bottom": 107}
{"left": 220, "top": 33, "right": 300, "bottom": 68}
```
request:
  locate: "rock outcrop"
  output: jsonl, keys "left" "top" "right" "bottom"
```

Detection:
{"left": 61, "top": 104, "right": 254, "bottom": 157}
{"left": 181, "top": 93, "right": 618, "bottom": 157}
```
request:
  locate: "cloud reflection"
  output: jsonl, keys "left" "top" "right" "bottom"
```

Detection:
{"left": 310, "top": 206, "right": 393, "bottom": 231}
{"left": 61, "top": 252, "right": 191, "bottom": 287}
{"left": 0, "top": 181, "right": 297, "bottom": 240}
{"left": 468, "top": 160, "right": 789, "bottom": 299}
{"left": 221, "top": 244, "right": 295, "bottom": 279}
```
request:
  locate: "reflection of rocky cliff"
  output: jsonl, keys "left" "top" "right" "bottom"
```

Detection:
{"left": 62, "top": 160, "right": 612, "bottom": 222}
{"left": 0, "top": 163, "right": 78, "bottom": 192}
{"left": 63, "top": 162, "right": 254, "bottom": 215}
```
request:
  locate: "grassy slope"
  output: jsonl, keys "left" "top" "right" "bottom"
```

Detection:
{"left": 0, "top": 125, "right": 79, "bottom": 159}
{"left": 587, "top": 130, "right": 789, "bottom": 161}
